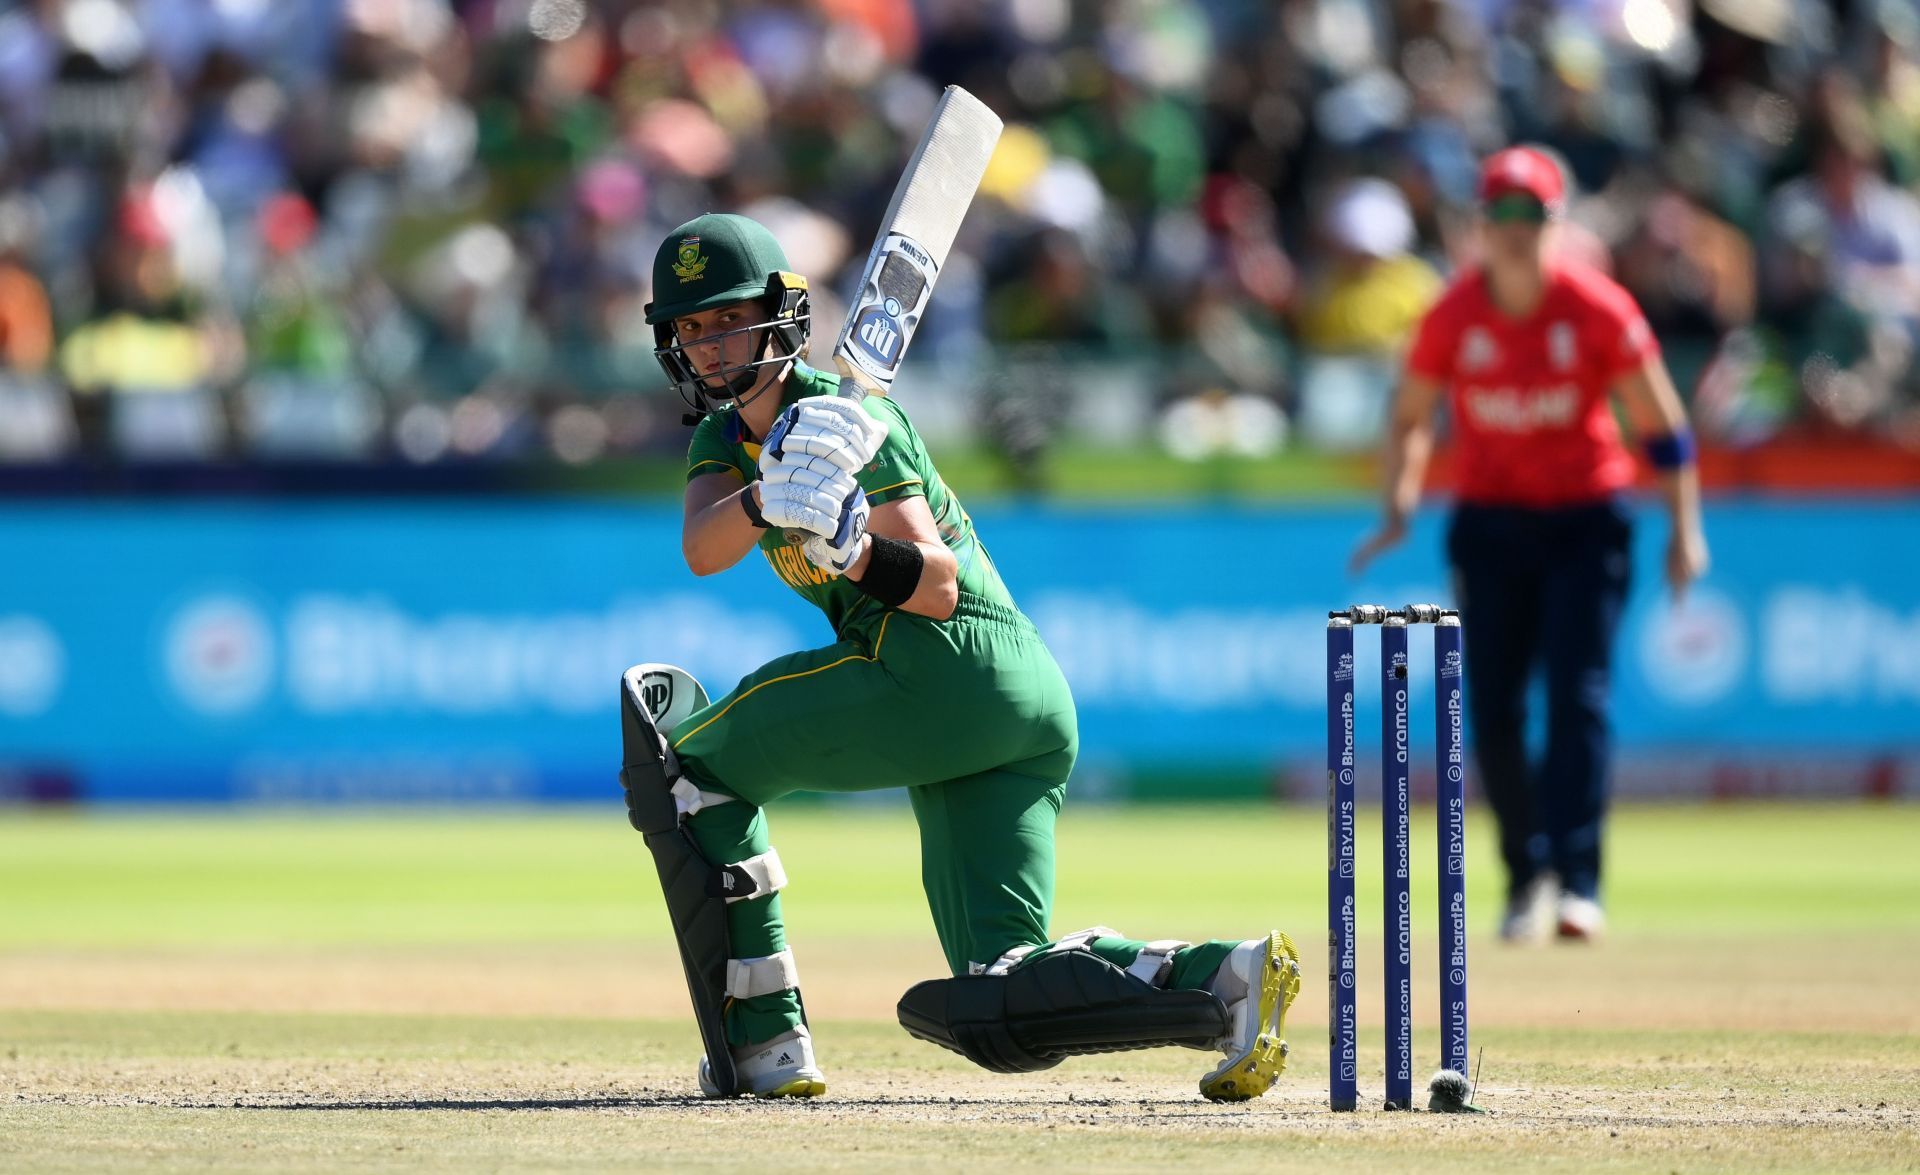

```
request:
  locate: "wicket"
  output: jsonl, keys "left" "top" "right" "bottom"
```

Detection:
{"left": 1326, "top": 604, "right": 1468, "bottom": 1112}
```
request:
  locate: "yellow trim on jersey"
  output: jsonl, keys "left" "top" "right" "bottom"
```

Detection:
{"left": 671, "top": 613, "right": 896, "bottom": 751}
{"left": 689, "top": 459, "right": 744, "bottom": 480}
{"left": 865, "top": 477, "right": 923, "bottom": 497}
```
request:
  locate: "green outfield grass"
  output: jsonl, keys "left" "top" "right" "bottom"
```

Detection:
{"left": 4, "top": 801, "right": 1918, "bottom": 1172}
{"left": 8, "top": 802, "right": 1918, "bottom": 948}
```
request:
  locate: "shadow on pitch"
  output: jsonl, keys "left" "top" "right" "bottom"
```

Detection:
{"left": 210, "top": 1094, "right": 1206, "bottom": 1113}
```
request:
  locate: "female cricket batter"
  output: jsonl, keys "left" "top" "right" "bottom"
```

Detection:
{"left": 1352, "top": 149, "right": 1710, "bottom": 944}
{"left": 618, "top": 212, "right": 1300, "bottom": 1100}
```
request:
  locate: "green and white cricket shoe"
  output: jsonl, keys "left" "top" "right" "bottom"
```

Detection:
{"left": 698, "top": 1026, "right": 827, "bottom": 1099}
{"left": 1198, "top": 930, "right": 1302, "bottom": 1102}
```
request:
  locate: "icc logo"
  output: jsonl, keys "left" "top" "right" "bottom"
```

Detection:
{"left": 857, "top": 309, "right": 900, "bottom": 363}
{"left": 639, "top": 669, "right": 674, "bottom": 722}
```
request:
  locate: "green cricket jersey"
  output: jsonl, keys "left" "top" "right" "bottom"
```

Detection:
{"left": 685, "top": 363, "right": 1014, "bottom": 640}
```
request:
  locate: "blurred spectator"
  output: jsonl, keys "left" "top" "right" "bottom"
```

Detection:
{"left": 3, "top": 0, "right": 1920, "bottom": 470}
{"left": 239, "top": 192, "right": 382, "bottom": 458}
{"left": 986, "top": 226, "right": 1149, "bottom": 346}
{"left": 0, "top": 195, "right": 67, "bottom": 461}
{"left": 1293, "top": 178, "right": 1442, "bottom": 450}
{"left": 1612, "top": 180, "right": 1756, "bottom": 398}
{"left": 1295, "top": 178, "right": 1441, "bottom": 354}
{"left": 0, "top": 201, "right": 53, "bottom": 374}
{"left": 1766, "top": 98, "right": 1920, "bottom": 331}
{"left": 58, "top": 186, "right": 241, "bottom": 460}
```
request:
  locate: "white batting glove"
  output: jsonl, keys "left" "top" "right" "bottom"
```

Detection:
{"left": 759, "top": 454, "right": 860, "bottom": 496}
{"left": 758, "top": 479, "right": 847, "bottom": 537}
{"left": 759, "top": 396, "right": 889, "bottom": 481}
{"left": 800, "top": 483, "right": 871, "bottom": 576}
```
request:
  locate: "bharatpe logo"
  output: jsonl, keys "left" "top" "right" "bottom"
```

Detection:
{"left": 639, "top": 669, "right": 674, "bottom": 723}
{"left": 1447, "top": 892, "right": 1468, "bottom": 982}
{"left": 165, "top": 595, "right": 274, "bottom": 716}
{"left": 1638, "top": 586, "right": 1746, "bottom": 706}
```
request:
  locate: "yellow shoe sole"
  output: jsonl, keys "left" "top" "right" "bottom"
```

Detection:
{"left": 758, "top": 1077, "right": 827, "bottom": 1098}
{"left": 1200, "top": 930, "right": 1302, "bottom": 1103}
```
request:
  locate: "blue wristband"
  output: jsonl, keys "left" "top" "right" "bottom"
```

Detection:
{"left": 1644, "top": 429, "right": 1695, "bottom": 471}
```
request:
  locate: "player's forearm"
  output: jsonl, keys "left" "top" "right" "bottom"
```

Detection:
{"left": 1382, "top": 418, "right": 1434, "bottom": 523}
{"left": 847, "top": 538, "right": 958, "bottom": 620}
{"left": 1655, "top": 463, "right": 1704, "bottom": 540}
{"left": 683, "top": 484, "right": 764, "bottom": 575}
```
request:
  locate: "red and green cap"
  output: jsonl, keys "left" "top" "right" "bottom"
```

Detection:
{"left": 644, "top": 213, "right": 791, "bottom": 325}
{"left": 1477, "top": 147, "right": 1566, "bottom": 217}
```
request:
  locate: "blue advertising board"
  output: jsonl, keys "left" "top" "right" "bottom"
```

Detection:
{"left": 0, "top": 498, "right": 1915, "bottom": 803}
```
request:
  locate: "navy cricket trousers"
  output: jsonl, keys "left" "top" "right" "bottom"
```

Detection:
{"left": 1446, "top": 498, "right": 1632, "bottom": 902}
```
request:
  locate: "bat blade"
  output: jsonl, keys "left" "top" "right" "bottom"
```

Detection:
{"left": 831, "top": 86, "right": 1002, "bottom": 399}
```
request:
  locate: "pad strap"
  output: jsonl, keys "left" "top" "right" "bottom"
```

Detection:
{"left": 971, "top": 944, "right": 1041, "bottom": 977}
{"left": 1125, "top": 940, "right": 1191, "bottom": 987}
{"left": 711, "top": 849, "right": 787, "bottom": 904}
{"left": 974, "top": 923, "right": 1132, "bottom": 975}
{"left": 1050, "top": 926, "right": 1123, "bottom": 953}
{"left": 671, "top": 776, "right": 734, "bottom": 818}
{"left": 726, "top": 948, "right": 800, "bottom": 999}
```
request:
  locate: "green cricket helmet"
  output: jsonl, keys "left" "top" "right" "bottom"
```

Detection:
{"left": 645, "top": 213, "right": 811, "bottom": 417}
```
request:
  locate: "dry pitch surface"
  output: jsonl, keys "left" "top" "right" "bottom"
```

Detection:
{"left": 3, "top": 803, "right": 1918, "bottom": 1173}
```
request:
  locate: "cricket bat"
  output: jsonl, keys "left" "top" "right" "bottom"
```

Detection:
{"left": 780, "top": 85, "right": 1002, "bottom": 546}
{"left": 830, "top": 85, "right": 1004, "bottom": 398}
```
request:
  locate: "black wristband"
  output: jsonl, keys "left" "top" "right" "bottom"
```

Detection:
{"left": 852, "top": 534, "right": 923, "bottom": 607}
{"left": 739, "top": 485, "right": 772, "bottom": 529}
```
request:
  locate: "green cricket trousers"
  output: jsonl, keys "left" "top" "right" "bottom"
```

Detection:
{"left": 670, "top": 593, "right": 1235, "bottom": 1046}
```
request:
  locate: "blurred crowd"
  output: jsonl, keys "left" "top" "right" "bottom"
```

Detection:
{"left": 2, "top": 0, "right": 1919, "bottom": 471}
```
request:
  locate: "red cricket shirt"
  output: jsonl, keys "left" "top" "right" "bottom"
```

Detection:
{"left": 1405, "top": 262, "right": 1656, "bottom": 507}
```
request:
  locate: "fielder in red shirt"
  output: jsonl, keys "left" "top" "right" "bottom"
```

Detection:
{"left": 1352, "top": 147, "right": 1710, "bottom": 943}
